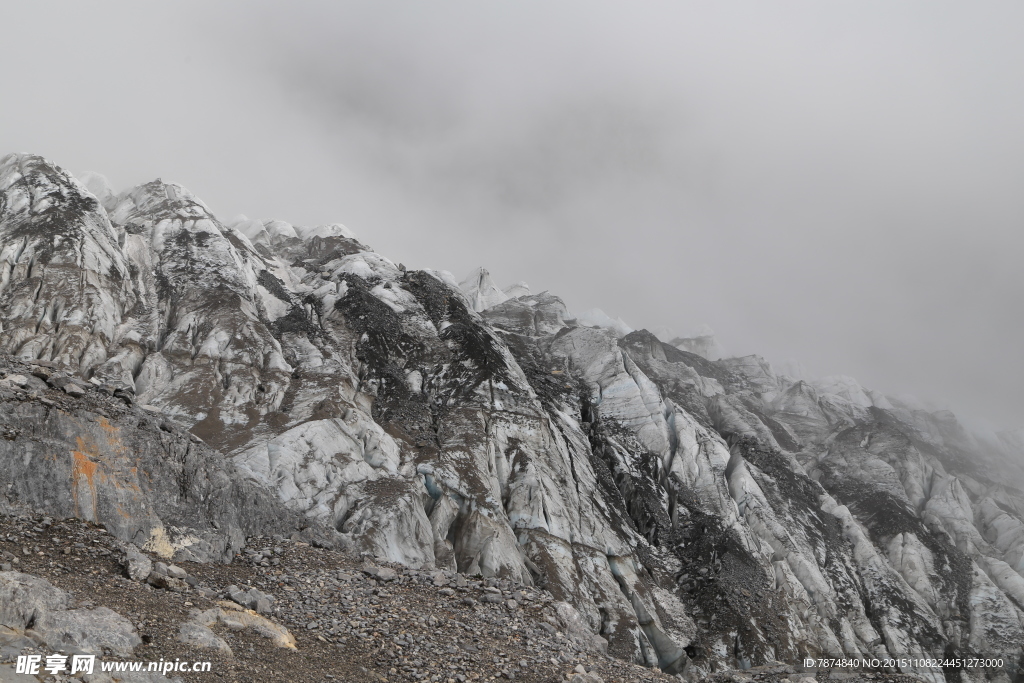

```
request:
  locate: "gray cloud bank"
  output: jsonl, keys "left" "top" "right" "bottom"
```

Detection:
{"left": 2, "top": 1, "right": 1022, "bottom": 430}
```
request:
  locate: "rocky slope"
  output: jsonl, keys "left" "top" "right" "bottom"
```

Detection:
{"left": 0, "top": 511, "right": 680, "bottom": 683}
{"left": 0, "top": 510, "right": 932, "bottom": 683}
{"left": 1, "top": 152, "right": 1023, "bottom": 681}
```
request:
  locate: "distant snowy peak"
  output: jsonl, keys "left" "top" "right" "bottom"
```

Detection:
{"left": 483, "top": 290, "right": 572, "bottom": 337}
{"left": 670, "top": 324, "right": 726, "bottom": 360}
{"left": 649, "top": 326, "right": 678, "bottom": 344}
{"left": 108, "top": 177, "right": 215, "bottom": 223}
{"left": 576, "top": 308, "right": 633, "bottom": 338}
{"left": 773, "top": 358, "right": 810, "bottom": 381}
{"left": 224, "top": 216, "right": 358, "bottom": 245}
{"left": 298, "top": 223, "right": 357, "bottom": 241}
{"left": 811, "top": 374, "right": 893, "bottom": 410}
{"left": 458, "top": 267, "right": 509, "bottom": 312}
{"left": 77, "top": 171, "right": 118, "bottom": 211}
{"left": 232, "top": 217, "right": 273, "bottom": 241}
{"left": 503, "top": 281, "right": 531, "bottom": 298}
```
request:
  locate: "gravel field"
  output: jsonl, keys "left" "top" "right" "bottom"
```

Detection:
{"left": 0, "top": 513, "right": 945, "bottom": 682}
{"left": 1, "top": 513, "right": 684, "bottom": 682}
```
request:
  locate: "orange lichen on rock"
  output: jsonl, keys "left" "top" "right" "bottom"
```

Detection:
{"left": 97, "top": 415, "right": 130, "bottom": 456}
{"left": 71, "top": 442, "right": 100, "bottom": 522}
{"left": 97, "top": 416, "right": 118, "bottom": 435}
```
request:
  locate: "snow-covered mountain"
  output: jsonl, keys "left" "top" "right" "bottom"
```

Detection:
{"left": 1, "top": 153, "right": 1023, "bottom": 680}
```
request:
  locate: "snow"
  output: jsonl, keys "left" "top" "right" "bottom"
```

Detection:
{"left": 0, "top": 154, "right": 24, "bottom": 191}
{"left": 370, "top": 282, "right": 418, "bottom": 313}
{"left": 295, "top": 223, "right": 357, "bottom": 240}
{"left": 257, "top": 285, "right": 290, "bottom": 321}
{"left": 812, "top": 375, "right": 876, "bottom": 408}
{"left": 233, "top": 218, "right": 267, "bottom": 241}
{"left": 424, "top": 269, "right": 460, "bottom": 290}
{"left": 503, "top": 281, "right": 531, "bottom": 298}
{"left": 774, "top": 358, "right": 810, "bottom": 380}
{"left": 5, "top": 187, "right": 30, "bottom": 214}
{"left": 228, "top": 219, "right": 356, "bottom": 245}
{"left": 162, "top": 182, "right": 209, "bottom": 211}
{"left": 649, "top": 326, "right": 677, "bottom": 343}
{"left": 671, "top": 324, "right": 725, "bottom": 360}
{"left": 576, "top": 308, "right": 633, "bottom": 338}
{"left": 458, "top": 267, "right": 509, "bottom": 312}
{"left": 77, "top": 171, "right": 116, "bottom": 209}
{"left": 332, "top": 252, "right": 401, "bottom": 281}
{"left": 223, "top": 225, "right": 259, "bottom": 253}
{"left": 261, "top": 219, "right": 298, "bottom": 240}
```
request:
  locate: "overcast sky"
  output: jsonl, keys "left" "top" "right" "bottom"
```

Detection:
{"left": 4, "top": 2, "right": 1022, "bottom": 430}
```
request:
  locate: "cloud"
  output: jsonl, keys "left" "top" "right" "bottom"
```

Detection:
{"left": 2, "top": 0, "right": 1022, "bottom": 429}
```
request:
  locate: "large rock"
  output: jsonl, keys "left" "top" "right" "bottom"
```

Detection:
{"left": 0, "top": 571, "right": 140, "bottom": 656}
{"left": 121, "top": 545, "right": 153, "bottom": 582}
{"left": 0, "top": 386, "right": 314, "bottom": 562}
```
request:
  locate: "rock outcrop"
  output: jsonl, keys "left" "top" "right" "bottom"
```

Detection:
{"left": 2, "top": 152, "right": 1023, "bottom": 680}
{"left": 0, "top": 570, "right": 140, "bottom": 656}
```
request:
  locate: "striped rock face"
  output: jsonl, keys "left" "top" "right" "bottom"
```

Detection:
{"left": 2, "top": 152, "right": 1023, "bottom": 680}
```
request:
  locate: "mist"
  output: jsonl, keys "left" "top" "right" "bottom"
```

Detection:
{"left": 3, "top": 1, "right": 1022, "bottom": 430}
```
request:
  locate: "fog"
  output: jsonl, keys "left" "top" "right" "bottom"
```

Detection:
{"left": 3, "top": 1, "right": 1022, "bottom": 430}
